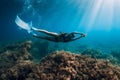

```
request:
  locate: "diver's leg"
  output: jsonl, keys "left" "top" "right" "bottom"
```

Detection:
{"left": 32, "top": 27, "right": 59, "bottom": 37}
{"left": 32, "top": 34, "right": 57, "bottom": 42}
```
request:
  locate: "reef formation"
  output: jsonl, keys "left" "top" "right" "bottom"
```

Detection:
{"left": 0, "top": 41, "right": 120, "bottom": 80}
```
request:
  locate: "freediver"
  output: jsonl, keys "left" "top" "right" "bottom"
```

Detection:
{"left": 15, "top": 15, "right": 86, "bottom": 42}
{"left": 31, "top": 27, "right": 86, "bottom": 42}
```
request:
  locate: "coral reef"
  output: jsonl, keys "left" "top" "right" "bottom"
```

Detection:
{"left": 0, "top": 61, "right": 34, "bottom": 80}
{"left": 110, "top": 50, "right": 120, "bottom": 59}
{"left": 0, "top": 41, "right": 120, "bottom": 80}
{"left": 81, "top": 48, "right": 120, "bottom": 65}
{"left": 81, "top": 48, "right": 104, "bottom": 59}
{"left": 108, "top": 50, "right": 120, "bottom": 65}
{"left": 26, "top": 51, "right": 120, "bottom": 80}
{"left": 31, "top": 41, "right": 49, "bottom": 60}
{"left": 0, "top": 41, "right": 33, "bottom": 69}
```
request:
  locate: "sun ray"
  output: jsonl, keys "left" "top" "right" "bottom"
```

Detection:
{"left": 86, "top": 0, "right": 103, "bottom": 32}
{"left": 74, "top": 0, "right": 118, "bottom": 33}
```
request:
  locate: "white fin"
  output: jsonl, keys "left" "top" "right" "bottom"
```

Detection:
{"left": 15, "top": 15, "right": 32, "bottom": 33}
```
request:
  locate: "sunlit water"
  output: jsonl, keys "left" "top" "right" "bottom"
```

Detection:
{"left": 1, "top": 0, "right": 120, "bottom": 54}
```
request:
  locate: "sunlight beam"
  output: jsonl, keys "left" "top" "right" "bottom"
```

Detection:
{"left": 96, "top": 0, "right": 114, "bottom": 31}
{"left": 76, "top": 0, "right": 116, "bottom": 33}
{"left": 86, "top": 0, "right": 103, "bottom": 32}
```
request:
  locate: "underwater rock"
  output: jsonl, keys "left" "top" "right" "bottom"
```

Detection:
{"left": 0, "top": 41, "right": 120, "bottom": 80}
{"left": 111, "top": 50, "right": 120, "bottom": 59}
{"left": 27, "top": 51, "right": 120, "bottom": 80}
{"left": 81, "top": 48, "right": 120, "bottom": 65}
{"left": 0, "top": 60, "right": 34, "bottom": 80}
{"left": 0, "top": 41, "right": 33, "bottom": 69}
{"left": 81, "top": 48, "right": 103, "bottom": 59}
{"left": 0, "top": 41, "right": 34, "bottom": 80}
{"left": 108, "top": 50, "right": 120, "bottom": 65}
{"left": 31, "top": 41, "right": 49, "bottom": 60}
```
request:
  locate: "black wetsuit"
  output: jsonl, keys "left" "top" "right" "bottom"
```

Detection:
{"left": 54, "top": 33, "right": 72, "bottom": 42}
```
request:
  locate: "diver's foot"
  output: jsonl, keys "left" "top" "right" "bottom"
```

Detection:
{"left": 32, "top": 33, "right": 37, "bottom": 37}
{"left": 31, "top": 27, "right": 38, "bottom": 31}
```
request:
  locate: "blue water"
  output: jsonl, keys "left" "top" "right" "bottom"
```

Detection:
{"left": 0, "top": 0, "right": 120, "bottom": 53}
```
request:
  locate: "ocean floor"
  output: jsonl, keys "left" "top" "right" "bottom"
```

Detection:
{"left": 0, "top": 41, "right": 120, "bottom": 80}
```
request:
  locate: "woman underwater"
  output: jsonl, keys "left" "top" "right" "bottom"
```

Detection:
{"left": 15, "top": 16, "right": 86, "bottom": 42}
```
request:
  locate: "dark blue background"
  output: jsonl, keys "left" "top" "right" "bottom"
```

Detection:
{"left": 0, "top": 0, "right": 28, "bottom": 43}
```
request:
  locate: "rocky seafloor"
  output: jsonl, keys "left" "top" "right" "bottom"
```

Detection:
{"left": 0, "top": 41, "right": 120, "bottom": 80}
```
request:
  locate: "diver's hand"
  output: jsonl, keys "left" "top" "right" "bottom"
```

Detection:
{"left": 72, "top": 32, "right": 86, "bottom": 37}
{"left": 81, "top": 34, "right": 86, "bottom": 37}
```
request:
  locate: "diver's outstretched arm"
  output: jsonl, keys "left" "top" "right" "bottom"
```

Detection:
{"left": 32, "top": 33, "right": 57, "bottom": 42}
{"left": 70, "top": 36, "right": 84, "bottom": 41}
{"left": 72, "top": 32, "right": 86, "bottom": 37}
{"left": 32, "top": 27, "right": 59, "bottom": 37}
{"left": 72, "top": 32, "right": 86, "bottom": 35}
{"left": 69, "top": 33, "right": 86, "bottom": 42}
